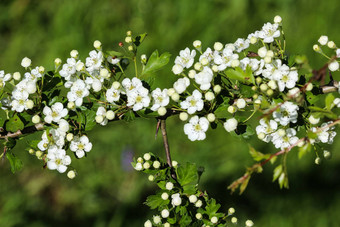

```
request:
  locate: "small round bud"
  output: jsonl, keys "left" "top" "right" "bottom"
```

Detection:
{"left": 106, "top": 110, "right": 115, "bottom": 120}
{"left": 188, "top": 69, "right": 196, "bottom": 79}
{"left": 264, "top": 56, "right": 272, "bottom": 64}
{"left": 134, "top": 162, "right": 143, "bottom": 171}
{"left": 164, "top": 223, "right": 170, "bottom": 227}
{"left": 126, "top": 30, "right": 132, "bottom": 36}
{"left": 205, "top": 91, "right": 215, "bottom": 101}
{"left": 189, "top": 195, "right": 198, "bottom": 203}
{"left": 172, "top": 160, "right": 178, "bottom": 167}
{"left": 213, "top": 85, "right": 222, "bottom": 94}
{"left": 254, "top": 98, "right": 262, "bottom": 105}
{"left": 161, "top": 209, "right": 169, "bottom": 218}
{"left": 266, "top": 50, "right": 274, "bottom": 58}
{"left": 148, "top": 175, "right": 154, "bottom": 182}
{"left": 200, "top": 57, "right": 209, "bottom": 66}
{"left": 172, "top": 64, "right": 183, "bottom": 74}
{"left": 143, "top": 162, "right": 150, "bottom": 169}
{"left": 253, "top": 94, "right": 258, "bottom": 99}
{"left": 327, "top": 41, "right": 336, "bottom": 49}
{"left": 125, "top": 36, "right": 132, "bottom": 43}
{"left": 179, "top": 112, "right": 188, "bottom": 121}
{"left": 309, "top": 115, "right": 320, "bottom": 125}
{"left": 313, "top": 44, "right": 321, "bottom": 52}
{"left": 260, "top": 83, "right": 268, "bottom": 91}
{"left": 67, "top": 170, "right": 76, "bottom": 179}
{"left": 228, "top": 207, "right": 235, "bottom": 215}
{"left": 212, "top": 65, "right": 219, "bottom": 72}
{"left": 67, "top": 102, "right": 75, "bottom": 109}
{"left": 21, "top": 57, "right": 32, "bottom": 68}
{"left": 141, "top": 54, "right": 147, "bottom": 64}
{"left": 306, "top": 82, "right": 313, "bottom": 91}
{"left": 228, "top": 105, "right": 237, "bottom": 114}
{"left": 236, "top": 99, "right": 246, "bottom": 109}
{"left": 144, "top": 220, "right": 152, "bottom": 227}
{"left": 25, "top": 100, "right": 34, "bottom": 109}
{"left": 193, "top": 40, "right": 202, "bottom": 49}
{"left": 231, "top": 217, "right": 238, "bottom": 224}
{"left": 268, "top": 80, "right": 277, "bottom": 90}
{"left": 112, "top": 81, "right": 121, "bottom": 90}
{"left": 323, "top": 150, "right": 332, "bottom": 159}
{"left": 257, "top": 132, "right": 265, "bottom": 140}
{"left": 171, "top": 93, "right": 180, "bottom": 102}
{"left": 256, "top": 77, "right": 262, "bottom": 84}
{"left": 54, "top": 58, "right": 62, "bottom": 66}
{"left": 315, "top": 157, "right": 322, "bottom": 165}
{"left": 153, "top": 161, "right": 160, "bottom": 169}
{"left": 76, "top": 62, "right": 85, "bottom": 71}
{"left": 100, "top": 68, "right": 110, "bottom": 79}
{"left": 195, "top": 213, "right": 202, "bottom": 220}
{"left": 211, "top": 216, "right": 218, "bottom": 224}
{"left": 258, "top": 46, "right": 267, "bottom": 58}
{"left": 167, "top": 88, "right": 175, "bottom": 96}
{"left": 93, "top": 40, "right": 102, "bottom": 49}
{"left": 318, "top": 35, "right": 328, "bottom": 46}
{"left": 250, "top": 36, "right": 257, "bottom": 44}
{"left": 66, "top": 133, "right": 74, "bottom": 141}
{"left": 143, "top": 153, "right": 151, "bottom": 161}
{"left": 70, "top": 50, "right": 79, "bottom": 58}
{"left": 194, "top": 62, "right": 203, "bottom": 71}
{"left": 214, "top": 42, "right": 223, "bottom": 51}
{"left": 245, "top": 220, "right": 254, "bottom": 227}
{"left": 328, "top": 61, "right": 339, "bottom": 72}
{"left": 274, "top": 15, "right": 282, "bottom": 24}
{"left": 35, "top": 150, "right": 43, "bottom": 159}
{"left": 157, "top": 107, "right": 167, "bottom": 116}
{"left": 166, "top": 182, "right": 174, "bottom": 190}
{"left": 207, "top": 113, "right": 216, "bottom": 122}
{"left": 137, "top": 157, "right": 144, "bottom": 163}
{"left": 13, "top": 72, "right": 21, "bottom": 81}
{"left": 224, "top": 118, "right": 238, "bottom": 132}
{"left": 195, "top": 199, "right": 203, "bottom": 207}
{"left": 161, "top": 192, "right": 169, "bottom": 200}
{"left": 266, "top": 89, "right": 274, "bottom": 96}
{"left": 118, "top": 42, "right": 124, "bottom": 47}
{"left": 231, "top": 59, "right": 240, "bottom": 68}
{"left": 32, "top": 115, "right": 40, "bottom": 124}
{"left": 128, "top": 45, "right": 134, "bottom": 52}
{"left": 95, "top": 115, "right": 104, "bottom": 124}
{"left": 28, "top": 149, "right": 35, "bottom": 154}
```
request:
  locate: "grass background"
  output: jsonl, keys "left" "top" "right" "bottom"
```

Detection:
{"left": 1, "top": 0, "right": 340, "bottom": 226}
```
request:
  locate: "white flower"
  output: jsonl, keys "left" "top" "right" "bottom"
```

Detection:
{"left": 86, "top": 50, "right": 103, "bottom": 74}
{"left": 199, "top": 47, "right": 215, "bottom": 63}
{"left": 122, "top": 77, "right": 143, "bottom": 92}
{"left": 107, "top": 56, "right": 120, "bottom": 65}
{"left": 184, "top": 116, "right": 209, "bottom": 141}
{"left": 236, "top": 98, "right": 246, "bottom": 109}
{"left": 311, "top": 121, "right": 337, "bottom": 144}
{"left": 10, "top": 91, "right": 29, "bottom": 112}
{"left": 214, "top": 48, "right": 239, "bottom": 71}
{"left": 0, "top": 71, "right": 11, "bottom": 88}
{"left": 21, "top": 57, "right": 31, "bottom": 68}
{"left": 96, "top": 107, "right": 108, "bottom": 126}
{"left": 134, "top": 163, "right": 143, "bottom": 171}
{"left": 318, "top": 35, "right": 328, "bottom": 45}
{"left": 106, "top": 86, "right": 121, "bottom": 103}
{"left": 234, "top": 38, "right": 250, "bottom": 53}
{"left": 67, "top": 79, "right": 90, "bottom": 106}
{"left": 273, "top": 102, "right": 299, "bottom": 126}
{"left": 46, "top": 147, "right": 71, "bottom": 173}
{"left": 273, "top": 68, "right": 298, "bottom": 92}
{"left": 38, "top": 129, "right": 65, "bottom": 151}
{"left": 194, "top": 66, "right": 213, "bottom": 90}
{"left": 256, "top": 119, "right": 278, "bottom": 142}
{"left": 173, "top": 77, "right": 190, "bottom": 94}
{"left": 59, "top": 58, "right": 77, "bottom": 80}
{"left": 171, "top": 193, "right": 182, "bottom": 206}
{"left": 258, "top": 23, "right": 280, "bottom": 43}
{"left": 224, "top": 118, "right": 238, "bottom": 132}
{"left": 58, "top": 119, "right": 70, "bottom": 133}
{"left": 272, "top": 128, "right": 299, "bottom": 149}
{"left": 328, "top": 61, "right": 339, "bottom": 72}
{"left": 151, "top": 88, "right": 169, "bottom": 111}
{"left": 180, "top": 90, "right": 204, "bottom": 114}
{"left": 43, "top": 102, "right": 68, "bottom": 123}
{"left": 174, "top": 47, "right": 196, "bottom": 69}
{"left": 126, "top": 87, "right": 150, "bottom": 111}
{"left": 70, "top": 135, "right": 93, "bottom": 158}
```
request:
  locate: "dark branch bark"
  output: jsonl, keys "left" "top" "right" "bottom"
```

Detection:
{"left": 0, "top": 123, "right": 44, "bottom": 139}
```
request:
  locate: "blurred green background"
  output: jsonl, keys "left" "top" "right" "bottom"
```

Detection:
{"left": 1, "top": 0, "right": 340, "bottom": 226}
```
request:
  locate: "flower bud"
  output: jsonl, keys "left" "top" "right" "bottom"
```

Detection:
{"left": 264, "top": 56, "right": 272, "bottom": 64}
{"left": 161, "top": 192, "right": 169, "bottom": 200}
{"left": 153, "top": 161, "right": 160, "bottom": 169}
{"left": 70, "top": 50, "right": 79, "bottom": 58}
{"left": 258, "top": 46, "right": 267, "bottom": 58}
{"left": 25, "top": 100, "right": 34, "bottom": 109}
{"left": 256, "top": 77, "right": 262, "bottom": 84}
{"left": 323, "top": 150, "right": 332, "bottom": 159}
{"left": 313, "top": 44, "right": 321, "bottom": 52}
{"left": 195, "top": 199, "right": 202, "bottom": 207}
{"left": 128, "top": 45, "right": 134, "bottom": 51}
{"left": 112, "top": 81, "right": 121, "bottom": 90}
{"left": 171, "top": 93, "right": 180, "bottom": 102}
{"left": 257, "top": 132, "right": 265, "bottom": 140}
{"left": 172, "top": 64, "right": 183, "bottom": 74}
{"left": 93, "top": 40, "right": 102, "bottom": 49}
{"left": 250, "top": 36, "right": 257, "bottom": 44}
{"left": 231, "top": 59, "right": 240, "bottom": 68}
{"left": 193, "top": 40, "right": 202, "bottom": 49}
{"left": 205, "top": 91, "right": 215, "bottom": 101}
{"left": 224, "top": 118, "right": 238, "bottom": 132}
{"left": 268, "top": 80, "right": 277, "bottom": 90}
{"left": 260, "top": 83, "right": 268, "bottom": 91}
{"left": 36, "top": 150, "right": 43, "bottom": 159}
{"left": 277, "top": 129, "right": 286, "bottom": 137}
{"left": 126, "top": 30, "right": 132, "bottom": 36}
{"left": 328, "top": 61, "right": 339, "bottom": 72}
{"left": 172, "top": 160, "right": 178, "bottom": 167}
{"left": 67, "top": 170, "right": 76, "bottom": 179}
{"left": 38, "top": 66, "right": 45, "bottom": 74}
{"left": 161, "top": 209, "right": 170, "bottom": 218}
{"left": 157, "top": 107, "right": 167, "bottom": 116}
{"left": 143, "top": 153, "right": 151, "bottom": 161}
{"left": 21, "top": 57, "right": 32, "bottom": 68}
{"left": 166, "top": 182, "right": 174, "bottom": 190}
{"left": 32, "top": 115, "right": 40, "bottom": 124}
{"left": 66, "top": 133, "right": 74, "bottom": 141}
{"left": 228, "top": 207, "right": 235, "bottom": 215}
{"left": 231, "top": 217, "right": 238, "bottom": 224}
{"left": 144, "top": 220, "right": 152, "bottom": 227}
{"left": 106, "top": 110, "right": 115, "bottom": 120}
{"left": 67, "top": 101, "right": 75, "bottom": 109}
{"left": 309, "top": 115, "right": 320, "bottom": 125}
{"left": 266, "top": 89, "right": 274, "bottom": 96}
{"left": 188, "top": 69, "right": 196, "bottom": 79}
{"left": 274, "top": 15, "right": 282, "bottom": 24}
{"left": 318, "top": 35, "right": 328, "bottom": 45}
{"left": 134, "top": 162, "right": 143, "bottom": 171}
{"left": 28, "top": 149, "right": 35, "bottom": 154}
{"left": 306, "top": 82, "right": 313, "bottom": 91}
{"left": 228, "top": 105, "right": 237, "bottom": 114}
{"left": 194, "top": 62, "right": 203, "bottom": 71}
{"left": 200, "top": 57, "right": 209, "bottom": 66}
{"left": 214, "top": 42, "right": 223, "bottom": 51}
{"left": 141, "top": 54, "right": 147, "bottom": 64}
{"left": 13, "top": 72, "right": 21, "bottom": 81}
{"left": 315, "top": 157, "right": 321, "bottom": 165}
{"left": 95, "top": 115, "right": 104, "bottom": 124}
{"left": 164, "top": 223, "right": 170, "bottom": 227}
{"left": 211, "top": 216, "right": 218, "bottom": 224}
{"left": 195, "top": 213, "right": 202, "bottom": 220}
{"left": 179, "top": 112, "right": 188, "bottom": 121}
{"left": 189, "top": 195, "right": 198, "bottom": 203}
{"left": 212, "top": 65, "right": 219, "bottom": 72}
{"left": 236, "top": 98, "right": 246, "bottom": 109}
{"left": 148, "top": 175, "right": 154, "bottom": 181}
{"left": 143, "top": 162, "right": 150, "bottom": 169}
{"left": 137, "top": 157, "right": 143, "bottom": 163}
{"left": 213, "top": 85, "right": 222, "bottom": 94}
{"left": 54, "top": 58, "right": 62, "bottom": 67}
{"left": 207, "top": 113, "right": 216, "bottom": 122}
{"left": 153, "top": 216, "right": 161, "bottom": 225}
{"left": 100, "top": 68, "right": 110, "bottom": 79}
{"left": 125, "top": 36, "right": 132, "bottom": 43}
{"left": 245, "top": 220, "right": 254, "bottom": 227}
{"left": 327, "top": 41, "right": 336, "bottom": 49}
{"left": 76, "top": 62, "right": 85, "bottom": 71}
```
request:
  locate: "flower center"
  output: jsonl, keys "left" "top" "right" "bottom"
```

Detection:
{"left": 76, "top": 90, "right": 83, "bottom": 97}
{"left": 194, "top": 124, "right": 201, "bottom": 131}
{"left": 78, "top": 143, "right": 85, "bottom": 150}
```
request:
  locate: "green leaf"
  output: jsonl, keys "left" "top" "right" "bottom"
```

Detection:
{"left": 249, "top": 146, "right": 271, "bottom": 161}
{"left": 123, "top": 110, "right": 136, "bottom": 122}
{"left": 107, "top": 50, "right": 124, "bottom": 57}
{"left": 278, "top": 173, "right": 289, "bottom": 189}
{"left": 325, "top": 93, "right": 335, "bottom": 111}
{"left": 145, "top": 193, "right": 169, "bottom": 209}
{"left": 205, "top": 198, "right": 221, "bottom": 216}
{"left": 6, "top": 114, "right": 24, "bottom": 132}
{"left": 84, "top": 110, "right": 97, "bottom": 131}
{"left": 272, "top": 164, "right": 283, "bottom": 182}
{"left": 305, "top": 91, "right": 319, "bottom": 104}
{"left": 133, "top": 33, "right": 147, "bottom": 47}
{"left": 176, "top": 162, "right": 198, "bottom": 194}
{"left": 141, "top": 50, "right": 171, "bottom": 79}
{"left": 225, "top": 66, "right": 255, "bottom": 84}
{"left": 239, "top": 174, "right": 251, "bottom": 194}
{"left": 298, "top": 143, "right": 312, "bottom": 159}
{"left": 179, "top": 213, "right": 192, "bottom": 227}
{"left": 0, "top": 109, "right": 8, "bottom": 127}
{"left": 213, "top": 104, "right": 231, "bottom": 119}
{"left": 6, "top": 151, "right": 23, "bottom": 173}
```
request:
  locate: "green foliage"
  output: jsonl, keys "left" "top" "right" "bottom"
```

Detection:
{"left": 5, "top": 150, "right": 23, "bottom": 173}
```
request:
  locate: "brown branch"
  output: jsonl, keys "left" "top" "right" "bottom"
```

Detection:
{"left": 0, "top": 123, "right": 45, "bottom": 139}
{"left": 160, "top": 119, "right": 172, "bottom": 167}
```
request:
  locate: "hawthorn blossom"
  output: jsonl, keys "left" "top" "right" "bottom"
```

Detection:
{"left": 256, "top": 119, "right": 278, "bottom": 142}
{"left": 0, "top": 71, "right": 11, "bottom": 88}
{"left": 96, "top": 106, "right": 108, "bottom": 126}
{"left": 194, "top": 66, "right": 213, "bottom": 90}
{"left": 173, "top": 77, "right": 190, "bottom": 94}
{"left": 122, "top": 77, "right": 143, "bottom": 93}
{"left": 106, "top": 86, "right": 121, "bottom": 103}
{"left": 86, "top": 50, "right": 103, "bottom": 74}
{"left": 271, "top": 128, "right": 299, "bottom": 149}
{"left": 273, "top": 102, "right": 299, "bottom": 126}
{"left": 184, "top": 116, "right": 209, "bottom": 141}
{"left": 174, "top": 47, "right": 196, "bottom": 69}
{"left": 67, "top": 79, "right": 90, "bottom": 106}
{"left": 150, "top": 88, "right": 169, "bottom": 111}
{"left": 180, "top": 90, "right": 204, "bottom": 114}
{"left": 10, "top": 90, "right": 29, "bottom": 112}
{"left": 59, "top": 58, "right": 77, "bottom": 80}
{"left": 214, "top": 48, "right": 239, "bottom": 71}
{"left": 234, "top": 38, "right": 250, "bottom": 53}
{"left": 311, "top": 121, "right": 337, "bottom": 144}
{"left": 37, "top": 129, "right": 66, "bottom": 151}
{"left": 272, "top": 66, "right": 298, "bottom": 91}
{"left": 199, "top": 48, "right": 215, "bottom": 63}
{"left": 70, "top": 135, "right": 93, "bottom": 158}
{"left": 126, "top": 87, "right": 150, "bottom": 111}
{"left": 46, "top": 146, "right": 71, "bottom": 173}
{"left": 258, "top": 22, "right": 280, "bottom": 43}
{"left": 43, "top": 102, "right": 68, "bottom": 123}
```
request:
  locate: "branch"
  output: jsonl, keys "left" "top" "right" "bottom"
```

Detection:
{"left": 0, "top": 123, "right": 45, "bottom": 139}
{"left": 160, "top": 119, "right": 177, "bottom": 179}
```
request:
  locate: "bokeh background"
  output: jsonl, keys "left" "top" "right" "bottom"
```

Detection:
{"left": 1, "top": 0, "right": 340, "bottom": 226}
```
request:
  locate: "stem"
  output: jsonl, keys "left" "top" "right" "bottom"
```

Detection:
{"left": 160, "top": 119, "right": 172, "bottom": 168}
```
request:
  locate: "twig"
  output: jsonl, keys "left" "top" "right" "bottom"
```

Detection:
{"left": 0, "top": 123, "right": 45, "bottom": 139}
{"left": 160, "top": 119, "right": 177, "bottom": 179}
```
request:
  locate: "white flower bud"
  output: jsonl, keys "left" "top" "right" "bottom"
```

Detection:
{"left": 141, "top": 54, "right": 147, "bottom": 64}
{"left": 67, "top": 101, "right": 75, "bottom": 109}
{"left": 228, "top": 105, "right": 237, "bottom": 114}
{"left": 171, "top": 193, "right": 182, "bottom": 206}
{"left": 125, "top": 36, "right": 132, "bottom": 43}
{"left": 231, "top": 217, "right": 238, "bottom": 224}
{"left": 188, "top": 69, "right": 196, "bottom": 79}
{"left": 66, "top": 133, "right": 74, "bottom": 141}
{"left": 200, "top": 57, "right": 209, "bottom": 66}
{"left": 189, "top": 195, "right": 198, "bottom": 203}
{"left": 231, "top": 59, "right": 240, "bottom": 68}
{"left": 194, "top": 62, "right": 203, "bottom": 71}
{"left": 193, "top": 40, "right": 202, "bottom": 49}
{"left": 257, "top": 132, "right": 265, "bottom": 140}
{"left": 157, "top": 107, "right": 167, "bottom": 116}
{"left": 135, "top": 162, "right": 143, "bottom": 171}
{"left": 315, "top": 157, "right": 322, "bottom": 165}
{"left": 166, "top": 182, "right": 174, "bottom": 190}
{"left": 318, "top": 35, "right": 328, "bottom": 45}
{"left": 277, "top": 128, "right": 286, "bottom": 137}
{"left": 95, "top": 115, "right": 104, "bottom": 124}
{"left": 153, "top": 161, "right": 160, "bottom": 169}
{"left": 161, "top": 209, "right": 170, "bottom": 218}
{"left": 137, "top": 157, "right": 143, "bottom": 163}
{"left": 313, "top": 44, "right": 321, "bottom": 52}
{"left": 67, "top": 170, "right": 76, "bottom": 179}
{"left": 179, "top": 112, "right": 188, "bottom": 121}
{"left": 171, "top": 93, "right": 180, "bottom": 102}
{"left": 32, "top": 115, "right": 40, "bottom": 124}
{"left": 236, "top": 98, "right": 246, "bottom": 109}
{"left": 266, "top": 89, "right": 274, "bottom": 96}
{"left": 28, "top": 149, "right": 35, "bottom": 154}
{"left": 167, "top": 88, "right": 175, "bottom": 96}
{"left": 164, "top": 223, "right": 170, "bottom": 227}
{"left": 205, "top": 91, "right": 215, "bottom": 101}
{"left": 106, "top": 110, "right": 115, "bottom": 120}
{"left": 58, "top": 119, "right": 70, "bottom": 132}
{"left": 260, "top": 83, "right": 268, "bottom": 91}
{"left": 70, "top": 50, "right": 79, "bottom": 58}
{"left": 207, "top": 113, "right": 216, "bottom": 122}
{"left": 328, "top": 61, "right": 339, "bottom": 71}
{"left": 93, "top": 40, "right": 102, "bottom": 49}
{"left": 126, "top": 30, "right": 132, "bottom": 36}
{"left": 112, "top": 81, "right": 121, "bottom": 90}
{"left": 195, "top": 213, "right": 202, "bottom": 220}
{"left": 35, "top": 150, "right": 43, "bottom": 159}
{"left": 75, "top": 62, "right": 85, "bottom": 71}
{"left": 143, "top": 153, "right": 151, "bottom": 161}
{"left": 21, "top": 57, "right": 32, "bottom": 68}
{"left": 54, "top": 58, "right": 62, "bottom": 66}
{"left": 268, "top": 80, "right": 277, "bottom": 90}
{"left": 306, "top": 82, "right": 313, "bottom": 91}
{"left": 128, "top": 45, "right": 134, "bottom": 51}
{"left": 250, "top": 36, "right": 257, "bottom": 44}
{"left": 309, "top": 115, "right": 320, "bottom": 125}
{"left": 38, "top": 66, "right": 45, "bottom": 74}
{"left": 143, "top": 162, "right": 150, "bottom": 169}
{"left": 228, "top": 207, "right": 235, "bottom": 215}
{"left": 274, "top": 15, "right": 282, "bottom": 23}
{"left": 214, "top": 42, "right": 223, "bottom": 51}
{"left": 92, "top": 79, "right": 102, "bottom": 92}
{"left": 25, "top": 100, "right": 34, "bottom": 109}
{"left": 100, "top": 68, "right": 110, "bottom": 79}
{"left": 254, "top": 98, "right": 262, "bottom": 105}
{"left": 245, "top": 220, "right": 254, "bottom": 227}
{"left": 172, "top": 160, "right": 178, "bottom": 167}
{"left": 172, "top": 64, "right": 183, "bottom": 74}
{"left": 211, "top": 216, "right": 218, "bottom": 224}
{"left": 161, "top": 192, "right": 169, "bottom": 200}
{"left": 212, "top": 65, "right": 219, "bottom": 72}
{"left": 13, "top": 72, "right": 21, "bottom": 81}
{"left": 258, "top": 46, "right": 267, "bottom": 58}
{"left": 266, "top": 50, "right": 274, "bottom": 58}
{"left": 144, "top": 220, "right": 152, "bottom": 227}
{"left": 148, "top": 175, "right": 154, "bottom": 182}
{"left": 224, "top": 118, "right": 238, "bottom": 132}
{"left": 323, "top": 150, "right": 332, "bottom": 159}
{"left": 327, "top": 41, "right": 336, "bottom": 49}
{"left": 195, "top": 199, "right": 202, "bottom": 207}
{"left": 213, "top": 85, "right": 222, "bottom": 94}
{"left": 264, "top": 56, "right": 272, "bottom": 64}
